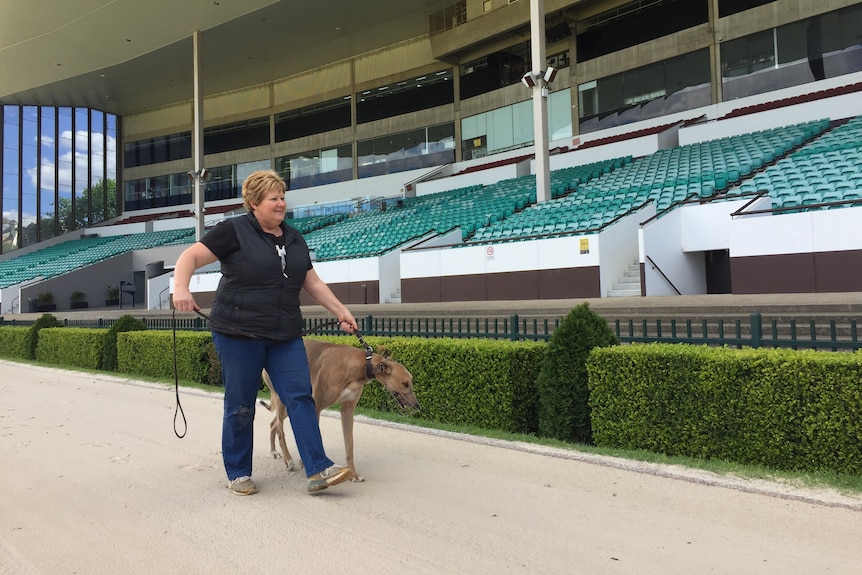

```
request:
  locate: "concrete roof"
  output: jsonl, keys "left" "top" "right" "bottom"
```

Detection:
{"left": 0, "top": 0, "right": 453, "bottom": 115}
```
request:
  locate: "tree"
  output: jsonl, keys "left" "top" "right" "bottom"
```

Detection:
{"left": 536, "top": 302, "right": 618, "bottom": 444}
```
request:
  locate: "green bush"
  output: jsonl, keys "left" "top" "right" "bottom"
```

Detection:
{"left": 101, "top": 315, "right": 147, "bottom": 371}
{"left": 36, "top": 327, "right": 106, "bottom": 369}
{"left": 536, "top": 302, "right": 618, "bottom": 444}
{"left": 588, "top": 344, "right": 862, "bottom": 475}
{"left": 27, "top": 314, "right": 63, "bottom": 359}
{"left": 0, "top": 326, "right": 30, "bottom": 359}
{"left": 118, "top": 330, "right": 213, "bottom": 384}
{"left": 205, "top": 340, "right": 223, "bottom": 387}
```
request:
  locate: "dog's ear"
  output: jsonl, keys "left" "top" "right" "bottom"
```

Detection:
{"left": 375, "top": 361, "right": 392, "bottom": 375}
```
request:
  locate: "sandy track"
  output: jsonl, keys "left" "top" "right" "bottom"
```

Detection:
{"left": 1, "top": 359, "right": 861, "bottom": 574}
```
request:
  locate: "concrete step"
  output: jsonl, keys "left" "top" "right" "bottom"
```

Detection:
{"left": 607, "top": 289, "right": 641, "bottom": 297}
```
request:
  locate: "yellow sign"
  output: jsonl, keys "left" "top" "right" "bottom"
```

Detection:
{"left": 579, "top": 238, "right": 589, "bottom": 254}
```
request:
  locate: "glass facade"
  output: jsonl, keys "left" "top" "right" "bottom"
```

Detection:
{"left": 123, "top": 159, "right": 271, "bottom": 211}
{"left": 577, "top": 49, "right": 711, "bottom": 134}
{"left": 204, "top": 117, "right": 269, "bottom": 155}
{"left": 460, "top": 42, "right": 531, "bottom": 100}
{"left": 356, "top": 70, "right": 454, "bottom": 124}
{"left": 357, "top": 123, "right": 455, "bottom": 178}
{"left": 577, "top": 0, "right": 708, "bottom": 63}
{"left": 721, "top": 4, "right": 862, "bottom": 100}
{"left": 0, "top": 105, "right": 117, "bottom": 255}
{"left": 275, "top": 144, "right": 353, "bottom": 190}
{"left": 461, "top": 89, "right": 573, "bottom": 160}
{"left": 124, "top": 132, "right": 191, "bottom": 168}
{"left": 275, "top": 97, "right": 351, "bottom": 142}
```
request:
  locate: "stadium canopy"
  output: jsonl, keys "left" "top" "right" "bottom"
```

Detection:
{"left": 0, "top": 0, "right": 453, "bottom": 116}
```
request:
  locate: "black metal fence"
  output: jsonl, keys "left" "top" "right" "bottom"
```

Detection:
{"left": 614, "top": 313, "right": 861, "bottom": 351}
{"left": 2, "top": 312, "right": 859, "bottom": 351}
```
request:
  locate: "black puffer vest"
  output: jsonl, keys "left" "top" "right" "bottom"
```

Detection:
{"left": 210, "top": 213, "right": 310, "bottom": 340}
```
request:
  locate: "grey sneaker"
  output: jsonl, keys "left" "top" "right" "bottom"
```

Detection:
{"left": 227, "top": 476, "right": 258, "bottom": 496}
{"left": 307, "top": 465, "right": 352, "bottom": 493}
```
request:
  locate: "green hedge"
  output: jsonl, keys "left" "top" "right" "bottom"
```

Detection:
{"left": 118, "top": 330, "right": 213, "bottom": 385}
{"left": 588, "top": 344, "right": 862, "bottom": 475}
{"left": 36, "top": 327, "right": 106, "bottom": 370}
{"left": 0, "top": 326, "right": 30, "bottom": 359}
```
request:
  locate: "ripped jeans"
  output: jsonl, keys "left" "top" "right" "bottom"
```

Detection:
{"left": 212, "top": 332, "right": 334, "bottom": 481}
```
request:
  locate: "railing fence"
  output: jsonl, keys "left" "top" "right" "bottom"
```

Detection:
{"left": 2, "top": 312, "right": 859, "bottom": 351}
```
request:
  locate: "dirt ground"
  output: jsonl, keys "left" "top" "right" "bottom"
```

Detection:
{"left": 1, "top": 359, "right": 861, "bottom": 575}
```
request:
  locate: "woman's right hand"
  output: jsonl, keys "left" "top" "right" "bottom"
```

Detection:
{"left": 172, "top": 288, "right": 198, "bottom": 312}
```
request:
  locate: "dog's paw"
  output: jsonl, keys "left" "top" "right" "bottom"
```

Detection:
{"left": 285, "top": 457, "right": 297, "bottom": 472}
{"left": 269, "top": 450, "right": 281, "bottom": 459}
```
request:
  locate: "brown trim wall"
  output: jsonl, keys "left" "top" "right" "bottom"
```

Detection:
{"left": 731, "top": 250, "right": 862, "bottom": 294}
{"left": 299, "top": 280, "right": 380, "bottom": 306}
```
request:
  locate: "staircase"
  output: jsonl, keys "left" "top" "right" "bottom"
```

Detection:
{"left": 608, "top": 261, "right": 641, "bottom": 297}
{"left": 385, "top": 287, "right": 402, "bottom": 304}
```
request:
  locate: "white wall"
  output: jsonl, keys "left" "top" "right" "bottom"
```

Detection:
{"left": 598, "top": 207, "right": 648, "bottom": 296}
{"left": 378, "top": 249, "right": 402, "bottom": 303}
{"left": 641, "top": 207, "right": 705, "bottom": 296}
{"left": 401, "top": 234, "right": 601, "bottom": 282}
{"left": 680, "top": 198, "right": 770, "bottom": 253}
{"left": 730, "top": 205, "right": 862, "bottom": 257}
{"left": 416, "top": 165, "right": 520, "bottom": 196}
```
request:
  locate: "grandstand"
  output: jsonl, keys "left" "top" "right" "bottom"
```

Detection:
{"left": 2, "top": 1, "right": 862, "bottom": 313}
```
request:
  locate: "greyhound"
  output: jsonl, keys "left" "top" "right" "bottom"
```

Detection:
{"left": 259, "top": 337, "right": 419, "bottom": 481}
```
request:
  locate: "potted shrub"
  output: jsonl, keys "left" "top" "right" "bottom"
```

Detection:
{"left": 70, "top": 290, "right": 88, "bottom": 309}
{"left": 36, "top": 291, "right": 56, "bottom": 312}
{"left": 105, "top": 285, "right": 120, "bottom": 306}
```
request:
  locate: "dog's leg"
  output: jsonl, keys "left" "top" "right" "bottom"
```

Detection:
{"left": 262, "top": 370, "right": 297, "bottom": 471}
{"left": 340, "top": 401, "right": 363, "bottom": 482}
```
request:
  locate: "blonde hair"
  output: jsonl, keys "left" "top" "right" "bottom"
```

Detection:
{"left": 241, "top": 170, "right": 287, "bottom": 212}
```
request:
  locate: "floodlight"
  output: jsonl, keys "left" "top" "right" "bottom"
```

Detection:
{"left": 186, "top": 168, "right": 212, "bottom": 182}
{"left": 521, "top": 72, "right": 537, "bottom": 88}
{"left": 543, "top": 67, "right": 558, "bottom": 83}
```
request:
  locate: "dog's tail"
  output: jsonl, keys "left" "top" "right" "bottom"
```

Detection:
{"left": 258, "top": 399, "right": 272, "bottom": 411}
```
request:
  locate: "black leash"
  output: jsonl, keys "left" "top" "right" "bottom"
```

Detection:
{"left": 172, "top": 308, "right": 187, "bottom": 438}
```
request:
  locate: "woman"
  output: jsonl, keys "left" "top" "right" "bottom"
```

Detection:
{"left": 173, "top": 169, "right": 357, "bottom": 495}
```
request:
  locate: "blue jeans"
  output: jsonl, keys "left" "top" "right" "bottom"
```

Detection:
{"left": 212, "top": 332, "right": 334, "bottom": 481}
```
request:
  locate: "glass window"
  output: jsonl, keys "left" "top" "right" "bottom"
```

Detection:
{"left": 3, "top": 106, "right": 21, "bottom": 253}
{"left": 718, "top": 0, "right": 775, "bottom": 19}
{"left": 577, "top": 0, "right": 708, "bottom": 63}
{"left": 356, "top": 70, "right": 454, "bottom": 124}
{"left": 74, "top": 108, "right": 89, "bottom": 229}
{"left": 20, "top": 107, "right": 38, "bottom": 248}
{"left": 40, "top": 107, "right": 56, "bottom": 241}
{"left": 276, "top": 144, "right": 353, "bottom": 190}
{"left": 548, "top": 89, "right": 573, "bottom": 141}
{"left": 124, "top": 132, "right": 192, "bottom": 168}
{"left": 105, "top": 114, "right": 118, "bottom": 220}
{"left": 275, "top": 97, "right": 351, "bottom": 142}
{"left": 578, "top": 49, "right": 711, "bottom": 133}
{"left": 57, "top": 108, "right": 74, "bottom": 234}
{"left": 90, "top": 111, "right": 107, "bottom": 225}
{"left": 461, "top": 42, "right": 531, "bottom": 100}
{"left": 721, "top": 4, "right": 862, "bottom": 100}
{"left": 357, "top": 124, "right": 454, "bottom": 178}
{"left": 204, "top": 117, "right": 269, "bottom": 155}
